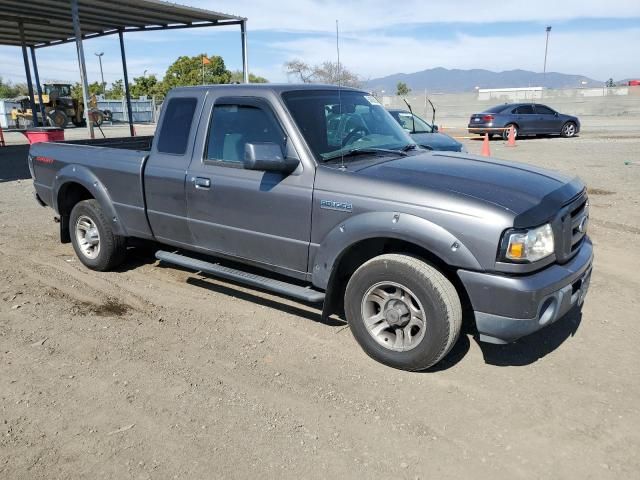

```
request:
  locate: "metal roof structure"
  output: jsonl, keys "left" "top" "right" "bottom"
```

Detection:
{"left": 0, "top": 0, "right": 246, "bottom": 48}
{"left": 0, "top": 0, "right": 249, "bottom": 138}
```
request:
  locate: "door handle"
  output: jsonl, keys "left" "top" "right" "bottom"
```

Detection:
{"left": 193, "top": 176, "right": 211, "bottom": 189}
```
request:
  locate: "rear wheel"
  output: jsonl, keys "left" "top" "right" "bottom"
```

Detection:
{"left": 561, "top": 121, "right": 577, "bottom": 138}
{"left": 70, "top": 199, "right": 126, "bottom": 271}
{"left": 344, "top": 254, "right": 462, "bottom": 371}
{"left": 503, "top": 123, "right": 517, "bottom": 140}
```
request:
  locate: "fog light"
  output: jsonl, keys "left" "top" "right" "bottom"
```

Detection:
{"left": 538, "top": 297, "right": 557, "bottom": 326}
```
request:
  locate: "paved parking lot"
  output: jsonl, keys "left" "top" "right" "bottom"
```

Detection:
{"left": 1, "top": 118, "right": 639, "bottom": 479}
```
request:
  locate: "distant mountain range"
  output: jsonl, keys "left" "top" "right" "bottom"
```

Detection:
{"left": 366, "top": 67, "right": 603, "bottom": 93}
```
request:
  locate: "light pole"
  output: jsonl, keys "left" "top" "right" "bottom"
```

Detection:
{"left": 543, "top": 26, "right": 552, "bottom": 87}
{"left": 95, "top": 52, "right": 105, "bottom": 94}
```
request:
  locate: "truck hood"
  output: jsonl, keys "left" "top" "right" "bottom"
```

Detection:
{"left": 354, "top": 152, "right": 584, "bottom": 226}
{"left": 410, "top": 132, "right": 463, "bottom": 152}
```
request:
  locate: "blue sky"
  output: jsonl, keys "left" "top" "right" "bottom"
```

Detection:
{"left": 1, "top": 0, "right": 639, "bottom": 87}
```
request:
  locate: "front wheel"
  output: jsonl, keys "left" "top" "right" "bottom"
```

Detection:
{"left": 561, "top": 121, "right": 577, "bottom": 138}
{"left": 47, "top": 110, "right": 68, "bottom": 128}
{"left": 70, "top": 199, "right": 126, "bottom": 271}
{"left": 344, "top": 254, "right": 462, "bottom": 371}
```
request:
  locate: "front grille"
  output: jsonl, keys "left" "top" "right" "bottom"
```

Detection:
{"left": 570, "top": 198, "right": 588, "bottom": 251}
{"left": 556, "top": 191, "right": 589, "bottom": 263}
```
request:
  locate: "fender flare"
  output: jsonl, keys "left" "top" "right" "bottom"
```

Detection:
{"left": 311, "top": 211, "right": 482, "bottom": 289}
{"left": 52, "top": 163, "right": 128, "bottom": 237}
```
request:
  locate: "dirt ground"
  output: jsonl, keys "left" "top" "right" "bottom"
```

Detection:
{"left": 1, "top": 120, "right": 640, "bottom": 479}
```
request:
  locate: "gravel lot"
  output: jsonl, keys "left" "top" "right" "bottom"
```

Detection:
{"left": 1, "top": 119, "right": 639, "bottom": 479}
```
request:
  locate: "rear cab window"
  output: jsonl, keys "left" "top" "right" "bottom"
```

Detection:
{"left": 157, "top": 97, "right": 198, "bottom": 154}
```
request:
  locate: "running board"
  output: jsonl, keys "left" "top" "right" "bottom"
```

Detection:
{"left": 155, "top": 250, "right": 325, "bottom": 303}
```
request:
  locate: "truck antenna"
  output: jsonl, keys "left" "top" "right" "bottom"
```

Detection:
{"left": 336, "top": 19, "right": 345, "bottom": 170}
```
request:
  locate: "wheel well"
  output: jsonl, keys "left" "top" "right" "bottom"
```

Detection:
{"left": 322, "top": 238, "right": 473, "bottom": 326}
{"left": 56, "top": 183, "right": 94, "bottom": 243}
{"left": 57, "top": 182, "right": 93, "bottom": 217}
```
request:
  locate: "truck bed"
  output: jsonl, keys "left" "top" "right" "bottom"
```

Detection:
{"left": 30, "top": 137, "right": 154, "bottom": 239}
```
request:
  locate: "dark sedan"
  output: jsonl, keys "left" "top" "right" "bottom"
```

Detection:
{"left": 468, "top": 103, "right": 580, "bottom": 139}
{"left": 388, "top": 109, "right": 465, "bottom": 152}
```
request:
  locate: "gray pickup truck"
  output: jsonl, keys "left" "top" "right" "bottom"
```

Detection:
{"left": 29, "top": 84, "right": 593, "bottom": 370}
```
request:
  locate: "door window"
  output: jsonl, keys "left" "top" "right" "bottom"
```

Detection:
{"left": 513, "top": 105, "right": 534, "bottom": 114}
{"left": 205, "top": 103, "right": 286, "bottom": 163}
{"left": 157, "top": 97, "right": 198, "bottom": 154}
{"left": 535, "top": 105, "right": 556, "bottom": 115}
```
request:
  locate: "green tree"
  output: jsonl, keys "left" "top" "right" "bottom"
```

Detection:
{"left": 89, "top": 81, "right": 103, "bottom": 96}
{"left": 0, "top": 77, "right": 28, "bottom": 98}
{"left": 605, "top": 78, "right": 615, "bottom": 87}
{"left": 161, "top": 54, "right": 231, "bottom": 94}
{"left": 70, "top": 83, "right": 82, "bottom": 100}
{"left": 131, "top": 74, "right": 162, "bottom": 98}
{"left": 396, "top": 81, "right": 411, "bottom": 96}
{"left": 106, "top": 80, "right": 124, "bottom": 99}
{"left": 229, "top": 70, "right": 268, "bottom": 84}
{"left": 71, "top": 81, "right": 108, "bottom": 100}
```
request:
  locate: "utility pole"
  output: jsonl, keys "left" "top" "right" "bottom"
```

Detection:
{"left": 95, "top": 52, "right": 105, "bottom": 94}
{"left": 543, "top": 26, "right": 552, "bottom": 87}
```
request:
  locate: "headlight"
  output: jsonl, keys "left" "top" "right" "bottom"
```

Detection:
{"left": 501, "top": 223, "right": 554, "bottom": 262}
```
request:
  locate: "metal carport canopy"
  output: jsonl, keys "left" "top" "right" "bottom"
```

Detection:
{"left": 0, "top": 0, "right": 249, "bottom": 137}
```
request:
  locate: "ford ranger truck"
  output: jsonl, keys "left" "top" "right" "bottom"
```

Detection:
{"left": 28, "top": 84, "right": 593, "bottom": 371}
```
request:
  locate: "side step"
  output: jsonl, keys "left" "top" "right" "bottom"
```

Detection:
{"left": 155, "top": 250, "right": 325, "bottom": 304}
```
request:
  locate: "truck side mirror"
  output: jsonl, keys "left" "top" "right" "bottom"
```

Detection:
{"left": 432, "top": 125, "right": 439, "bottom": 133}
{"left": 244, "top": 142, "right": 299, "bottom": 173}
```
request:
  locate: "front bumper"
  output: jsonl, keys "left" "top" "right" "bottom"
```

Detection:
{"left": 458, "top": 238, "right": 593, "bottom": 344}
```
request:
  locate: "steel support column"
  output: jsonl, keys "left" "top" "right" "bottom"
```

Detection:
{"left": 71, "top": 0, "right": 94, "bottom": 138}
{"left": 241, "top": 19, "right": 248, "bottom": 83}
{"left": 118, "top": 30, "right": 135, "bottom": 136}
{"left": 18, "top": 23, "right": 38, "bottom": 127}
{"left": 30, "top": 47, "right": 47, "bottom": 126}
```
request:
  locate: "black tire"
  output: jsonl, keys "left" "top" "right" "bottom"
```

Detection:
{"left": 69, "top": 199, "right": 126, "bottom": 271}
{"left": 344, "top": 254, "right": 462, "bottom": 371}
{"left": 90, "top": 109, "right": 105, "bottom": 127}
{"left": 47, "top": 110, "right": 68, "bottom": 129}
{"left": 503, "top": 123, "right": 517, "bottom": 140}
{"left": 561, "top": 121, "right": 577, "bottom": 138}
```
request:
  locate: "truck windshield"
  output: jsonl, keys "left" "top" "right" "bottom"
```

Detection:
{"left": 44, "top": 84, "right": 72, "bottom": 97}
{"left": 282, "top": 90, "right": 414, "bottom": 162}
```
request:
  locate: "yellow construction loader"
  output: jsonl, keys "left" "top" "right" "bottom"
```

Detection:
{"left": 11, "top": 83, "right": 106, "bottom": 129}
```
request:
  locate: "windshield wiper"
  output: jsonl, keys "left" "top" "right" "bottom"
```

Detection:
{"left": 322, "top": 147, "right": 408, "bottom": 162}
